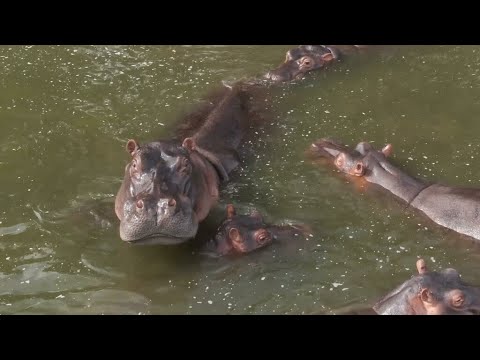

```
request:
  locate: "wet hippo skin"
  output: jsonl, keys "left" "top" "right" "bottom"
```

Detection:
{"left": 309, "top": 138, "right": 480, "bottom": 242}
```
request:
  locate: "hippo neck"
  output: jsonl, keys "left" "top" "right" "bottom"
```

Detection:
{"left": 363, "top": 154, "right": 430, "bottom": 204}
{"left": 191, "top": 85, "right": 251, "bottom": 177}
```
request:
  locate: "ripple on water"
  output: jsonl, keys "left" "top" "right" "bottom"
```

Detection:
{"left": 0, "top": 262, "right": 113, "bottom": 297}
{"left": 2, "top": 45, "right": 480, "bottom": 315}
{"left": 0, "top": 222, "right": 30, "bottom": 237}
{"left": 1, "top": 289, "right": 151, "bottom": 315}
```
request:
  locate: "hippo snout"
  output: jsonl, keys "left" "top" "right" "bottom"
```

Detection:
{"left": 118, "top": 195, "right": 198, "bottom": 245}
{"left": 157, "top": 198, "right": 178, "bottom": 217}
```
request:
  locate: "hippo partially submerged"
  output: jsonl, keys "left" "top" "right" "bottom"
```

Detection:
{"left": 373, "top": 259, "right": 480, "bottom": 315}
{"left": 203, "top": 204, "right": 310, "bottom": 256}
{"left": 326, "top": 258, "right": 480, "bottom": 315}
{"left": 309, "top": 138, "right": 480, "bottom": 242}
{"left": 264, "top": 45, "right": 372, "bottom": 83}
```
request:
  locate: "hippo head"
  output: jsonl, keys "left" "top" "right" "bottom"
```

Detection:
{"left": 115, "top": 137, "right": 216, "bottom": 245}
{"left": 264, "top": 45, "right": 338, "bottom": 83}
{"left": 373, "top": 259, "right": 480, "bottom": 315}
{"left": 211, "top": 204, "right": 274, "bottom": 256}
{"left": 308, "top": 138, "right": 393, "bottom": 176}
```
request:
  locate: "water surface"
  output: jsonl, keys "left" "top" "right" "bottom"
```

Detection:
{"left": 1, "top": 45, "right": 480, "bottom": 314}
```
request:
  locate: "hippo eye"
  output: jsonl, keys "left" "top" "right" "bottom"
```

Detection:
{"left": 335, "top": 156, "right": 344, "bottom": 167}
{"left": 451, "top": 290, "right": 465, "bottom": 307}
{"left": 255, "top": 230, "right": 270, "bottom": 244}
{"left": 300, "top": 56, "right": 313, "bottom": 68}
{"left": 180, "top": 158, "right": 191, "bottom": 175}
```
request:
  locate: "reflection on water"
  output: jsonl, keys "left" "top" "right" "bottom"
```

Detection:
{"left": 2, "top": 45, "right": 480, "bottom": 314}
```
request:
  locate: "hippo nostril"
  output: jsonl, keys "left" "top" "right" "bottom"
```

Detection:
{"left": 136, "top": 200, "right": 144, "bottom": 209}
{"left": 168, "top": 198, "right": 176, "bottom": 208}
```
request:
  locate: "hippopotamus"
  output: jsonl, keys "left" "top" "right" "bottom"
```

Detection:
{"left": 115, "top": 83, "right": 269, "bottom": 245}
{"left": 264, "top": 45, "right": 371, "bottom": 83}
{"left": 322, "top": 258, "right": 480, "bottom": 315}
{"left": 373, "top": 259, "right": 480, "bottom": 315}
{"left": 308, "top": 138, "right": 480, "bottom": 242}
{"left": 202, "top": 204, "right": 310, "bottom": 256}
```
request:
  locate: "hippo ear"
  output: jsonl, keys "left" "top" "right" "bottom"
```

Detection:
{"left": 381, "top": 144, "right": 393, "bottom": 157}
{"left": 321, "top": 52, "right": 335, "bottom": 62}
{"left": 420, "top": 288, "right": 434, "bottom": 304}
{"left": 182, "top": 137, "right": 196, "bottom": 152}
{"left": 126, "top": 139, "right": 139, "bottom": 156}
{"left": 334, "top": 153, "right": 347, "bottom": 168}
{"left": 325, "top": 46, "right": 340, "bottom": 60}
{"left": 416, "top": 258, "right": 428, "bottom": 274}
{"left": 285, "top": 51, "right": 294, "bottom": 62}
{"left": 322, "top": 145, "right": 342, "bottom": 158}
{"left": 226, "top": 204, "right": 236, "bottom": 219}
{"left": 228, "top": 227, "right": 241, "bottom": 242}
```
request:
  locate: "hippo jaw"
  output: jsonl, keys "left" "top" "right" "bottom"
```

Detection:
{"left": 120, "top": 232, "right": 195, "bottom": 246}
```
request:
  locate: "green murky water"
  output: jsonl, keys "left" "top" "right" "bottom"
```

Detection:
{"left": 2, "top": 45, "right": 480, "bottom": 315}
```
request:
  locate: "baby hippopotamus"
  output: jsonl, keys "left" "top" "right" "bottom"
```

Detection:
{"left": 204, "top": 204, "right": 310, "bottom": 257}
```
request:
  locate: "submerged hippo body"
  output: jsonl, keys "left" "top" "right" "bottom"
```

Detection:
{"left": 264, "top": 45, "right": 372, "bottom": 83}
{"left": 203, "top": 204, "right": 310, "bottom": 256}
{"left": 373, "top": 259, "right": 480, "bottom": 315}
{"left": 115, "top": 84, "right": 268, "bottom": 245}
{"left": 309, "top": 138, "right": 480, "bottom": 242}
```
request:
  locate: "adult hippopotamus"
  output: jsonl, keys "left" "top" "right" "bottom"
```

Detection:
{"left": 264, "top": 45, "right": 372, "bottom": 83}
{"left": 115, "top": 84, "right": 269, "bottom": 245}
{"left": 308, "top": 138, "right": 480, "bottom": 242}
{"left": 202, "top": 204, "right": 310, "bottom": 256}
{"left": 324, "top": 258, "right": 480, "bottom": 315}
{"left": 373, "top": 259, "right": 480, "bottom": 315}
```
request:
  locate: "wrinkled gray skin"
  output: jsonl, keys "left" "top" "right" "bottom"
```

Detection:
{"left": 264, "top": 45, "right": 371, "bottom": 82}
{"left": 373, "top": 259, "right": 480, "bottom": 315}
{"left": 115, "top": 85, "right": 254, "bottom": 245}
{"left": 309, "top": 138, "right": 480, "bottom": 242}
